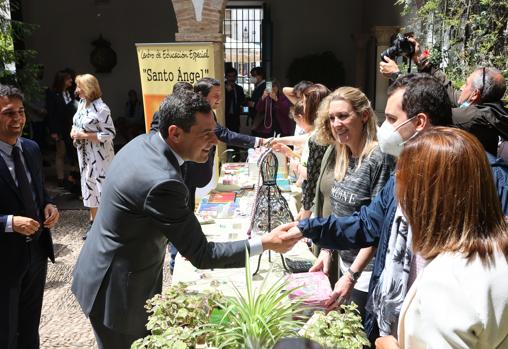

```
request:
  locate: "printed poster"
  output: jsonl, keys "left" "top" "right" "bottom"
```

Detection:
{"left": 135, "top": 42, "right": 224, "bottom": 132}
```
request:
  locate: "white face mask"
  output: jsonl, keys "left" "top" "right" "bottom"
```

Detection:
{"left": 249, "top": 76, "right": 257, "bottom": 84}
{"left": 377, "top": 117, "right": 417, "bottom": 157}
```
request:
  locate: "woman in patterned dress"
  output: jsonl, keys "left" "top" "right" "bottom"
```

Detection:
{"left": 70, "top": 74, "right": 115, "bottom": 234}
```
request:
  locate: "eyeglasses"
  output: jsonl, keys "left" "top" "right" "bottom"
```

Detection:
{"left": 477, "top": 67, "right": 486, "bottom": 98}
{"left": 0, "top": 109, "right": 25, "bottom": 118}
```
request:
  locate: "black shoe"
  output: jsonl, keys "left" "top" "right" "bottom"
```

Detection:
{"left": 83, "top": 220, "right": 93, "bottom": 240}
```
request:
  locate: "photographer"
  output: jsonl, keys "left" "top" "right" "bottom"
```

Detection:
{"left": 252, "top": 80, "right": 294, "bottom": 137}
{"left": 379, "top": 37, "right": 508, "bottom": 156}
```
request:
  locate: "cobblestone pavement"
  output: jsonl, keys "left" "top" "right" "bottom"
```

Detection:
{"left": 39, "top": 209, "right": 172, "bottom": 349}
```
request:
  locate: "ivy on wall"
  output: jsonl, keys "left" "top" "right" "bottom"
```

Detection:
{"left": 0, "top": 0, "right": 41, "bottom": 103}
{"left": 396, "top": 0, "right": 508, "bottom": 88}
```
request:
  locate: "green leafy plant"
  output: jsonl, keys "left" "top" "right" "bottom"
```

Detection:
{"left": 301, "top": 303, "right": 370, "bottom": 349}
{"left": 131, "top": 283, "right": 225, "bottom": 349}
{"left": 395, "top": 0, "right": 508, "bottom": 96}
{"left": 205, "top": 250, "right": 304, "bottom": 349}
{"left": 0, "top": 0, "right": 42, "bottom": 103}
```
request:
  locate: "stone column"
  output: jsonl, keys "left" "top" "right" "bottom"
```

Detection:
{"left": 170, "top": 0, "right": 227, "bottom": 158}
{"left": 372, "top": 26, "right": 399, "bottom": 119}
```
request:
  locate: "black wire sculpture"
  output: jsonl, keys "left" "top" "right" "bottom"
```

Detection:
{"left": 248, "top": 148, "right": 293, "bottom": 275}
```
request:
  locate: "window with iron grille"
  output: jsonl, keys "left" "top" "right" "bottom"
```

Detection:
{"left": 224, "top": 5, "right": 263, "bottom": 97}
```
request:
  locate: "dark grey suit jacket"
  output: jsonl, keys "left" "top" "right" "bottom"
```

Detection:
{"left": 71, "top": 132, "right": 249, "bottom": 336}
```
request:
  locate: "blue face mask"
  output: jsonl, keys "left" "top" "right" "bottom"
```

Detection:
{"left": 459, "top": 101, "right": 471, "bottom": 109}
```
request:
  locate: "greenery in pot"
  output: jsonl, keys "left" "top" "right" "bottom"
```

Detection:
{"left": 301, "top": 303, "right": 370, "bottom": 349}
{"left": 131, "top": 282, "right": 225, "bottom": 349}
{"left": 205, "top": 250, "right": 305, "bottom": 349}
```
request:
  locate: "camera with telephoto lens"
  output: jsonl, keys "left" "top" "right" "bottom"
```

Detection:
{"left": 380, "top": 33, "right": 416, "bottom": 62}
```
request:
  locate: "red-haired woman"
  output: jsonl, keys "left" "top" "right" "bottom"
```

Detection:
{"left": 376, "top": 127, "right": 508, "bottom": 349}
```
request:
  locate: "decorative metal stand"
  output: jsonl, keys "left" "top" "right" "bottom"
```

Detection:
{"left": 248, "top": 149, "right": 293, "bottom": 275}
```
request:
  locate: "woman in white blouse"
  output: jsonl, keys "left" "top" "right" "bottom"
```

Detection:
{"left": 376, "top": 127, "right": 508, "bottom": 349}
{"left": 70, "top": 74, "right": 115, "bottom": 236}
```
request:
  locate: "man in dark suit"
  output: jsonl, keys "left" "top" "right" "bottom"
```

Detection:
{"left": 151, "top": 78, "right": 268, "bottom": 272}
{"left": 0, "top": 84, "right": 60, "bottom": 349}
{"left": 224, "top": 67, "right": 246, "bottom": 132}
{"left": 71, "top": 90, "right": 299, "bottom": 349}
{"left": 248, "top": 66, "right": 267, "bottom": 128}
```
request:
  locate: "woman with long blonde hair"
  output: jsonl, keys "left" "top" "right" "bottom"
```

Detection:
{"left": 309, "top": 86, "right": 395, "bottom": 319}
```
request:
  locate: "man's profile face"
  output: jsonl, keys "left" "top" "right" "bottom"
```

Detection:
{"left": 457, "top": 70, "right": 480, "bottom": 105}
{"left": 206, "top": 86, "right": 222, "bottom": 110}
{"left": 0, "top": 96, "right": 25, "bottom": 144}
{"left": 181, "top": 111, "right": 218, "bottom": 163}
{"left": 384, "top": 88, "right": 416, "bottom": 141}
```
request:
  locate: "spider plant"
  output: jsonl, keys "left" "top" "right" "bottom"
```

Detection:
{"left": 206, "top": 249, "right": 304, "bottom": 349}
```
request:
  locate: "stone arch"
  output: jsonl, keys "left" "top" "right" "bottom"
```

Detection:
{"left": 171, "top": 0, "right": 227, "bottom": 42}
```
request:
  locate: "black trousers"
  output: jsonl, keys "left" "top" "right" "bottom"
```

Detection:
{"left": 89, "top": 315, "right": 141, "bottom": 349}
{"left": 0, "top": 240, "right": 48, "bottom": 349}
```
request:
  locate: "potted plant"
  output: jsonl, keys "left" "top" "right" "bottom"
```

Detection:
{"left": 206, "top": 251, "right": 304, "bottom": 349}
{"left": 300, "top": 303, "right": 370, "bottom": 349}
{"left": 131, "top": 282, "right": 225, "bottom": 349}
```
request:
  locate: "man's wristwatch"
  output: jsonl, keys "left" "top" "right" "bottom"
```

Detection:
{"left": 390, "top": 72, "right": 401, "bottom": 81}
{"left": 346, "top": 268, "right": 361, "bottom": 283}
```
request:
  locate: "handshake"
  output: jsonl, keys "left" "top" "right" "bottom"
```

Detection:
{"left": 260, "top": 222, "right": 306, "bottom": 254}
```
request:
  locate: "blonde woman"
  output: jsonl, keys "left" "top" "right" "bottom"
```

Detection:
{"left": 70, "top": 74, "right": 115, "bottom": 237}
{"left": 309, "top": 87, "right": 395, "bottom": 319}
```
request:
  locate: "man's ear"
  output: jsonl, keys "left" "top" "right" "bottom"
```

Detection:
{"left": 470, "top": 88, "right": 482, "bottom": 104}
{"left": 414, "top": 113, "right": 428, "bottom": 131}
{"left": 167, "top": 125, "right": 182, "bottom": 143}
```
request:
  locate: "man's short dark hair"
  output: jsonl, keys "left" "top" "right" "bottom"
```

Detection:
{"left": 387, "top": 73, "right": 453, "bottom": 127}
{"left": 194, "top": 77, "right": 220, "bottom": 97}
{"left": 158, "top": 90, "right": 212, "bottom": 138}
{"left": 172, "top": 81, "right": 193, "bottom": 95}
{"left": 0, "top": 84, "right": 24, "bottom": 101}
{"left": 250, "top": 66, "right": 266, "bottom": 79}
{"left": 225, "top": 67, "right": 237, "bottom": 76}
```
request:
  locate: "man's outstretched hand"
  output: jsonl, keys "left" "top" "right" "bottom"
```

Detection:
{"left": 279, "top": 224, "right": 304, "bottom": 241}
{"left": 261, "top": 222, "right": 302, "bottom": 253}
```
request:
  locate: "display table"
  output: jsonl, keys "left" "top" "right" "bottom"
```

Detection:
{"left": 172, "top": 170, "right": 315, "bottom": 296}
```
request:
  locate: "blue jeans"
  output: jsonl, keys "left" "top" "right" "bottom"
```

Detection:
{"left": 168, "top": 244, "right": 178, "bottom": 273}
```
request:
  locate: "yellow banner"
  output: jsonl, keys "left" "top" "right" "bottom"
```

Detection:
{"left": 135, "top": 42, "right": 224, "bottom": 132}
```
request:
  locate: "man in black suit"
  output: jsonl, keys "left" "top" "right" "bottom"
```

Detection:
{"left": 0, "top": 84, "right": 60, "bottom": 349}
{"left": 151, "top": 78, "right": 267, "bottom": 272}
{"left": 247, "top": 66, "right": 267, "bottom": 128}
{"left": 71, "top": 90, "right": 299, "bottom": 349}
{"left": 224, "top": 67, "right": 246, "bottom": 132}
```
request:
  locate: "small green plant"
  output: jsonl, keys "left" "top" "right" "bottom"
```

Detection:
{"left": 206, "top": 250, "right": 304, "bottom": 349}
{"left": 131, "top": 283, "right": 225, "bottom": 349}
{"left": 301, "top": 303, "right": 370, "bottom": 349}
